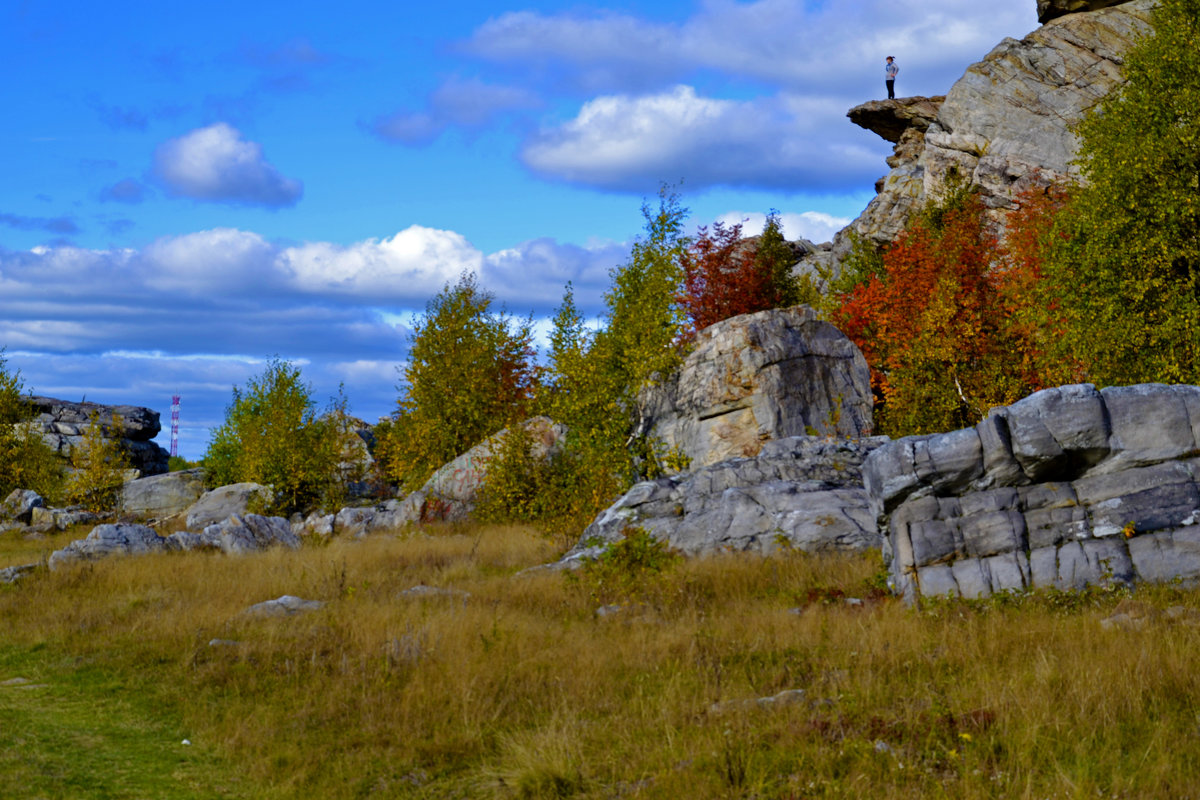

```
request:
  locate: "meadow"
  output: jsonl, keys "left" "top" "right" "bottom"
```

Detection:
{"left": 3, "top": 524, "right": 1200, "bottom": 799}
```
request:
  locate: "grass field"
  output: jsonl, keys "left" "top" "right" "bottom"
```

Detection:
{"left": 3, "top": 523, "right": 1200, "bottom": 798}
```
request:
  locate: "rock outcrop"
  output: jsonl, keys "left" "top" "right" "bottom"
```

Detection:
{"left": 185, "top": 482, "right": 273, "bottom": 530}
{"left": 119, "top": 468, "right": 206, "bottom": 520}
{"left": 564, "top": 435, "right": 889, "bottom": 562}
{"left": 406, "top": 416, "right": 567, "bottom": 523}
{"left": 865, "top": 383, "right": 1200, "bottom": 601}
{"left": 801, "top": 0, "right": 1154, "bottom": 286}
{"left": 26, "top": 396, "right": 170, "bottom": 476}
{"left": 1038, "top": 0, "right": 1135, "bottom": 24}
{"left": 638, "top": 307, "right": 873, "bottom": 472}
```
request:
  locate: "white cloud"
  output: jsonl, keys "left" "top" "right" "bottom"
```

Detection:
{"left": 714, "top": 210, "right": 852, "bottom": 244}
{"left": 280, "top": 225, "right": 484, "bottom": 298}
{"left": 154, "top": 122, "right": 303, "bottom": 207}
{"left": 521, "top": 85, "right": 884, "bottom": 192}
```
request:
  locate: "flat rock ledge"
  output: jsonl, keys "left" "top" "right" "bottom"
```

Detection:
{"left": 562, "top": 435, "right": 890, "bottom": 563}
{"left": 847, "top": 96, "right": 945, "bottom": 144}
{"left": 865, "top": 383, "right": 1200, "bottom": 602}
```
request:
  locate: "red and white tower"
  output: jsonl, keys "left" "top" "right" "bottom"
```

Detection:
{"left": 170, "top": 394, "right": 181, "bottom": 458}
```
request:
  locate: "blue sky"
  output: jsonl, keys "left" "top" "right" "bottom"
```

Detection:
{"left": 1, "top": 0, "right": 1038, "bottom": 460}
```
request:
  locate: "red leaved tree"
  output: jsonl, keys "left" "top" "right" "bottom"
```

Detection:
{"left": 830, "top": 187, "right": 1064, "bottom": 436}
{"left": 678, "top": 212, "right": 800, "bottom": 334}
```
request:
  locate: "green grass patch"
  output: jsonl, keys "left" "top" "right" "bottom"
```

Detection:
{"left": 0, "top": 645, "right": 250, "bottom": 799}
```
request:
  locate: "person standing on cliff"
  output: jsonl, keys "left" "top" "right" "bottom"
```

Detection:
{"left": 885, "top": 56, "right": 898, "bottom": 99}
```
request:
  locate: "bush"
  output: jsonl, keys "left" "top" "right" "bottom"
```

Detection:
{"left": 569, "top": 528, "right": 681, "bottom": 605}
{"left": 0, "top": 353, "right": 63, "bottom": 501}
{"left": 64, "top": 413, "right": 130, "bottom": 511}
{"left": 203, "top": 358, "right": 355, "bottom": 514}
{"left": 377, "top": 272, "right": 537, "bottom": 492}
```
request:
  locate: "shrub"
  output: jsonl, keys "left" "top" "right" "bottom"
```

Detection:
{"left": 64, "top": 413, "right": 130, "bottom": 511}
{"left": 203, "top": 358, "right": 354, "bottom": 514}
{"left": 0, "top": 353, "right": 63, "bottom": 501}
{"left": 377, "top": 272, "right": 537, "bottom": 492}
{"left": 570, "top": 527, "right": 681, "bottom": 605}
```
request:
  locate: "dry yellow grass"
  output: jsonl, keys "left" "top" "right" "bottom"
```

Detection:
{"left": 3, "top": 523, "right": 1200, "bottom": 798}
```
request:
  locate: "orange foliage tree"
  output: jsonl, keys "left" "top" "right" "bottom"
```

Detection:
{"left": 830, "top": 186, "right": 1067, "bottom": 436}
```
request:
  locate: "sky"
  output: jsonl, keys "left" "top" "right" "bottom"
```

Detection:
{"left": 1, "top": 0, "right": 1040, "bottom": 460}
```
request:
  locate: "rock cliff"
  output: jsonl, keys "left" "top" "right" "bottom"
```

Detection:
{"left": 801, "top": 0, "right": 1154, "bottom": 284}
{"left": 26, "top": 396, "right": 170, "bottom": 476}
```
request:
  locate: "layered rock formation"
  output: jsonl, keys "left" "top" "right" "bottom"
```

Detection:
{"left": 26, "top": 396, "right": 170, "bottom": 476}
{"left": 802, "top": 0, "right": 1153, "bottom": 284}
{"left": 865, "top": 384, "right": 1200, "bottom": 601}
{"left": 564, "top": 436, "right": 888, "bottom": 562}
{"left": 637, "top": 307, "right": 873, "bottom": 472}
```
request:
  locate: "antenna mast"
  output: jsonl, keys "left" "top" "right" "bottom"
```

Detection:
{"left": 170, "top": 394, "right": 181, "bottom": 458}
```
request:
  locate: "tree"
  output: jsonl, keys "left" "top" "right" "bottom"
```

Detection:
{"left": 378, "top": 272, "right": 537, "bottom": 491}
{"left": 1040, "top": 0, "right": 1200, "bottom": 385}
{"left": 0, "top": 353, "right": 62, "bottom": 501}
{"left": 64, "top": 414, "right": 130, "bottom": 511}
{"left": 678, "top": 210, "right": 802, "bottom": 334}
{"left": 204, "top": 358, "right": 352, "bottom": 514}
{"left": 830, "top": 186, "right": 1051, "bottom": 436}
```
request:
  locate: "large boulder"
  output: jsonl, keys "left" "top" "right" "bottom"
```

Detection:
{"left": 0, "top": 490, "right": 43, "bottom": 524}
{"left": 866, "top": 383, "right": 1200, "bottom": 601}
{"left": 638, "top": 307, "right": 873, "bottom": 472}
{"left": 119, "top": 468, "right": 206, "bottom": 520}
{"left": 168, "top": 514, "right": 300, "bottom": 554}
{"left": 414, "top": 417, "right": 567, "bottom": 523}
{"left": 185, "top": 483, "right": 273, "bottom": 530}
{"left": 26, "top": 396, "right": 170, "bottom": 476}
{"left": 48, "top": 523, "right": 167, "bottom": 569}
{"left": 563, "top": 435, "right": 889, "bottom": 561}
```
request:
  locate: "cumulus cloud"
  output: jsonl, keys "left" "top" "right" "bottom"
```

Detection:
{"left": 521, "top": 85, "right": 883, "bottom": 192}
{"left": 371, "top": 77, "right": 540, "bottom": 145}
{"left": 153, "top": 123, "right": 303, "bottom": 207}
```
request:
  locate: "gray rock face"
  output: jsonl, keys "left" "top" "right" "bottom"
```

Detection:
{"left": 798, "top": 0, "right": 1153, "bottom": 291}
{"left": 1038, "top": 0, "right": 1135, "bottom": 24}
{"left": 119, "top": 468, "right": 206, "bottom": 520}
{"left": 26, "top": 395, "right": 170, "bottom": 476}
{"left": 415, "top": 416, "right": 567, "bottom": 523}
{"left": 243, "top": 595, "right": 324, "bottom": 617}
{"left": 1, "top": 490, "right": 43, "bottom": 523}
{"left": 168, "top": 514, "right": 300, "bottom": 554}
{"left": 847, "top": 96, "right": 945, "bottom": 145}
{"left": 866, "top": 383, "right": 1200, "bottom": 601}
{"left": 639, "top": 307, "right": 873, "bottom": 471}
{"left": 48, "top": 523, "right": 167, "bottom": 569}
{"left": 184, "top": 483, "right": 273, "bottom": 530}
{"left": 566, "top": 435, "right": 889, "bottom": 560}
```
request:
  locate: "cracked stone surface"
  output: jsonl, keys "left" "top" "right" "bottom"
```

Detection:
{"left": 638, "top": 306, "right": 873, "bottom": 472}
{"left": 865, "top": 383, "right": 1200, "bottom": 601}
{"left": 563, "top": 435, "right": 889, "bottom": 560}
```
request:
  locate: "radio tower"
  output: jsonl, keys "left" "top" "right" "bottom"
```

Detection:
{"left": 170, "top": 395, "right": 180, "bottom": 458}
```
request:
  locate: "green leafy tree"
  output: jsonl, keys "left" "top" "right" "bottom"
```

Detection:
{"left": 1041, "top": 0, "right": 1200, "bottom": 384}
{"left": 378, "top": 272, "right": 537, "bottom": 491}
{"left": 204, "top": 358, "right": 353, "bottom": 514}
{"left": 0, "top": 354, "right": 62, "bottom": 500}
{"left": 64, "top": 414, "right": 130, "bottom": 511}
